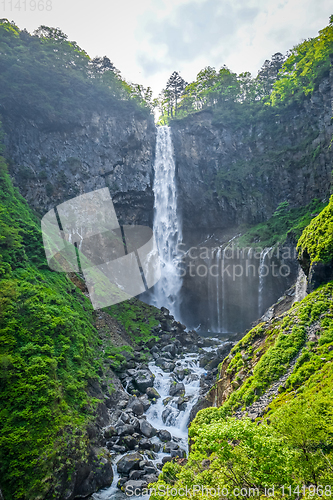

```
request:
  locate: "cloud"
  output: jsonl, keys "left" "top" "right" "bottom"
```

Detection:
{"left": 137, "top": 0, "right": 260, "bottom": 77}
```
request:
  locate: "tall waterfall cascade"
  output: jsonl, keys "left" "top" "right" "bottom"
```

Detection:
{"left": 150, "top": 126, "right": 183, "bottom": 319}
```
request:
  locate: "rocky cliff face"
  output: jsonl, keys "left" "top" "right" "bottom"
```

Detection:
{"left": 2, "top": 108, "right": 156, "bottom": 225}
{"left": 171, "top": 72, "right": 333, "bottom": 232}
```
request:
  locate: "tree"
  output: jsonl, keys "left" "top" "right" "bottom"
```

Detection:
{"left": 91, "top": 56, "right": 119, "bottom": 75}
{"left": 165, "top": 71, "right": 188, "bottom": 117}
{"left": 34, "top": 25, "right": 68, "bottom": 42}
{"left": 256, "top": 52, "right": 285, "bottom": 98}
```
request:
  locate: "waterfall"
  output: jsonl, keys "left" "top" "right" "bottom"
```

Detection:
{"left": 216, "top": 248, "right": 222, "bottom": 332}
{"left": 258, "top": 247, "right": 272, "bottom": 316}
{"left": 151, "top": 126, "right": 183, "bottom": 319}
{"left": 294, "top": 267, "right": 307, "bottom": 303}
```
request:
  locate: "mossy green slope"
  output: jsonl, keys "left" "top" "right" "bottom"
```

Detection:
{"left": 297, "top": 195, "right": 333, "bottom": 264}
{"left": 150, "top": 198, "right": 333, "bottom": 499}
{"left": 0, "top": 153, "right": 160, "bottom": 498}
{"left": 151, "top": 281, "right": 333, "bottom": 500}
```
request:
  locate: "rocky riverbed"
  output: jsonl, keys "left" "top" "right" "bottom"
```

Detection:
{"left": 89, "top": 307, "right": 234, "bottom": 499}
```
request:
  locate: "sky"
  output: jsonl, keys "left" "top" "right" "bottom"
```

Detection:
{"left": 1, "top": 0, "right": 332, "bottom": 96}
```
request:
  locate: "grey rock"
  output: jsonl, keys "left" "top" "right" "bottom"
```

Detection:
{"left": 139, "top": 438, "right": 153, "bottom": 450}
{"left": 132, "top": 369, "right": 154, "bottom": 393}
{"left": 138, "top": 394, "right": 151, "bottom": 411}
{"left": 104, "top": 425, "right": 117, "bottom": 439}
{"left": 157, "top": 429, "right": 171, "bottom": 442}
{"left": 171, "top": 449, "right": 186, "bottom": 458}
{"left": 142, "top": 474, "right": 159, "bottom": 483}
{"left": 117, "top": 453, "right": 143, "bottom": 474}
{"left": 146, "top": 387, "right": 161, "bottom": 399}
{"left": 117, "top": 424, "right": 135, "bottom": 436}
{"left": 129, "top": 470, "right": 145, "bottom": 480}
{"left": 127, "top": 397, "right": 144, "bottom": 416}
{"left": 163, "top": 442, "right": 179, "bottom": 453}
{"left": 139, "top": 420, "right": 157, "bottom": 438}
{"left": 121, "top": 435, "right": 138, "bottom": 450}
{"left": 169, "top": 382, "right": 185, "bottom": 397}
{"left": 123, "top": 480, "right": 148, "bottom": 493}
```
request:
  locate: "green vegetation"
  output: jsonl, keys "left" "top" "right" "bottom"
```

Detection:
{"left": 297, "top": 195, "right": 333, "bottom": 264}
{"left": 0, "top": 151, "right": 101, "bottom": 498}
{"left": 151, "top": 281, "right": 333, "bottom": 499}
{"left": 0, "top": 20, "right": 153, "bottom": 125}
{"left": 235, "top": 198, "right": 329, "bottom": 248}
{"left": 0, "top": 140, "right": 160, "bottom": 497}
{"left": 157, "top": 17, "right": 333, "bottom": 124}
{"left": 107, "top": 298, "right": 160, "bottom": 344}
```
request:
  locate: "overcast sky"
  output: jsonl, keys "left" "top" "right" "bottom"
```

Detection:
{"left": 2, "top": 0, "right": 332, "bottom": 96}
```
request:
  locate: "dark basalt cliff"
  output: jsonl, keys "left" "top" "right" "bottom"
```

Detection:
{"left": 2, "top": 71, "right": 333, "bottom": 237}
{"left": 2, "top": 108, "right": 156, "bottom": 226}
{"left": 171, "top": 71, "right": 333, "bottom": 233}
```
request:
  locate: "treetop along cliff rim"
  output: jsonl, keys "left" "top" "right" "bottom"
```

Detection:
{"left": 41, "top": 187, "right": 161, "bottom": 309}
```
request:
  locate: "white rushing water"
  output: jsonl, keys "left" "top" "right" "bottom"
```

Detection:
{"left": 93, "top": 350, "right": 206, "bottom": 500}
{"left": 150, "top": 126, "right": 183, "bottom": 320}
{"left": 258, "top": 247, "right": 272, "bottom": 316}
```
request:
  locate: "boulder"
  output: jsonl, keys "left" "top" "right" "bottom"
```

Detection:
{"left": 162, "top": 407, "right": 179, "bottom": 425}
{"left": 117, "top": 453, "right": 143, "bottom": 474}
{"left": 138, "top": 394, "right": 151, "bottom": 411}
{"left": 144, "top": 466, "right": 156, "bottom": 474}
{"left": 162, "top": 344, "right": 177, "bottom": 357}
{"left": 173, "top": 367, "right": 185, "bottom": 381}
{"left": 117, "top": 424, "right": 135, "bottom": 436}
{"left": 123, "top": 480, "right": 148, "bottom": 494}
{"left": 104, "top": 425, "right": 117, "bottom": 439}
{"left": 121, "top": 435, "right": 138, "bottom": 450}
{"left": 112, "top": 445, "right": 126, "bottom": 453}
{"left": 140, "top": 420, "right": 157, "bottom": 438}
{"left": 146, "top": 387, "right": 160, "bottom": 399}
{"left": 127, "top": 397, "right": 144, "bottom": 416}
{"left": 171, "top": 449, "right": 186, "bottom": 458}
{"left": 129, "top": 416, "right": 140, "bottom": 432}
{"left": 164, "top": 441, "right": 179, "bottom": 453}
{"left": 132, "top": 369, "right": 154, "bottom": 393}
{"left": 129, "top": 470, "right": 145, "bottom": 480}
{"left": 142, "top": 474, "right": 159, "bottom": 483}
{"left": 169, "top": 382, "right": 185, "bottom": 397}
{"left": 139, "top": 438, "right": 153, "bottom": 450}
{"left": 157, "top": 429, "right": 171, "bottom": 442}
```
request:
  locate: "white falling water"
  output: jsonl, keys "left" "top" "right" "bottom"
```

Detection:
{"left": 294, "top": 267, "right": 308, "bottom": 303}
{"left": 216, "top": 248, "right": 222, "bottom": 332}
{"left": 258, "top": 247, "right": 272, "bottom": 315}
{"left": 151, "top": 126, "right": 183, "bottom": 319}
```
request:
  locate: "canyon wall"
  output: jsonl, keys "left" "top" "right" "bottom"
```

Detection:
{"left": 171, "top": 71, "right": 333, "bottom": 233}
{"left": 2, "top": 107, "right": 156, "bottom": 226}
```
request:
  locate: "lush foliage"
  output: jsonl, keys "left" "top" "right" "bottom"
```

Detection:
{"left": 107, "top": 298, "right": 160, "bottom": 344}
{"left": 0, "top": 149, "right": 160, "bottom": 498}
{"left": 157, "top": 17, "right": 333, "bottom": 124}
{"left": 271, "top": 20, "right": 333, "bottom": 105}
{"left": 0, "top": 154, "right": 102, "bottom": 498}
{"left": 297, "top": 195, "right": 333, "bottom": 264}
{"left": 0, "top": 20, "right": 152, "bottom": 125}
{"left": 152, "top": 281, "right": 333, "bottom": 499}
{"left": 236, "top": 198, "right": 329, "bottom": 249}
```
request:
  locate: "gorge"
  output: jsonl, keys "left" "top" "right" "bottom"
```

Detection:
{"left": 1, "top": 17, "right": 333, "bottom": 500}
